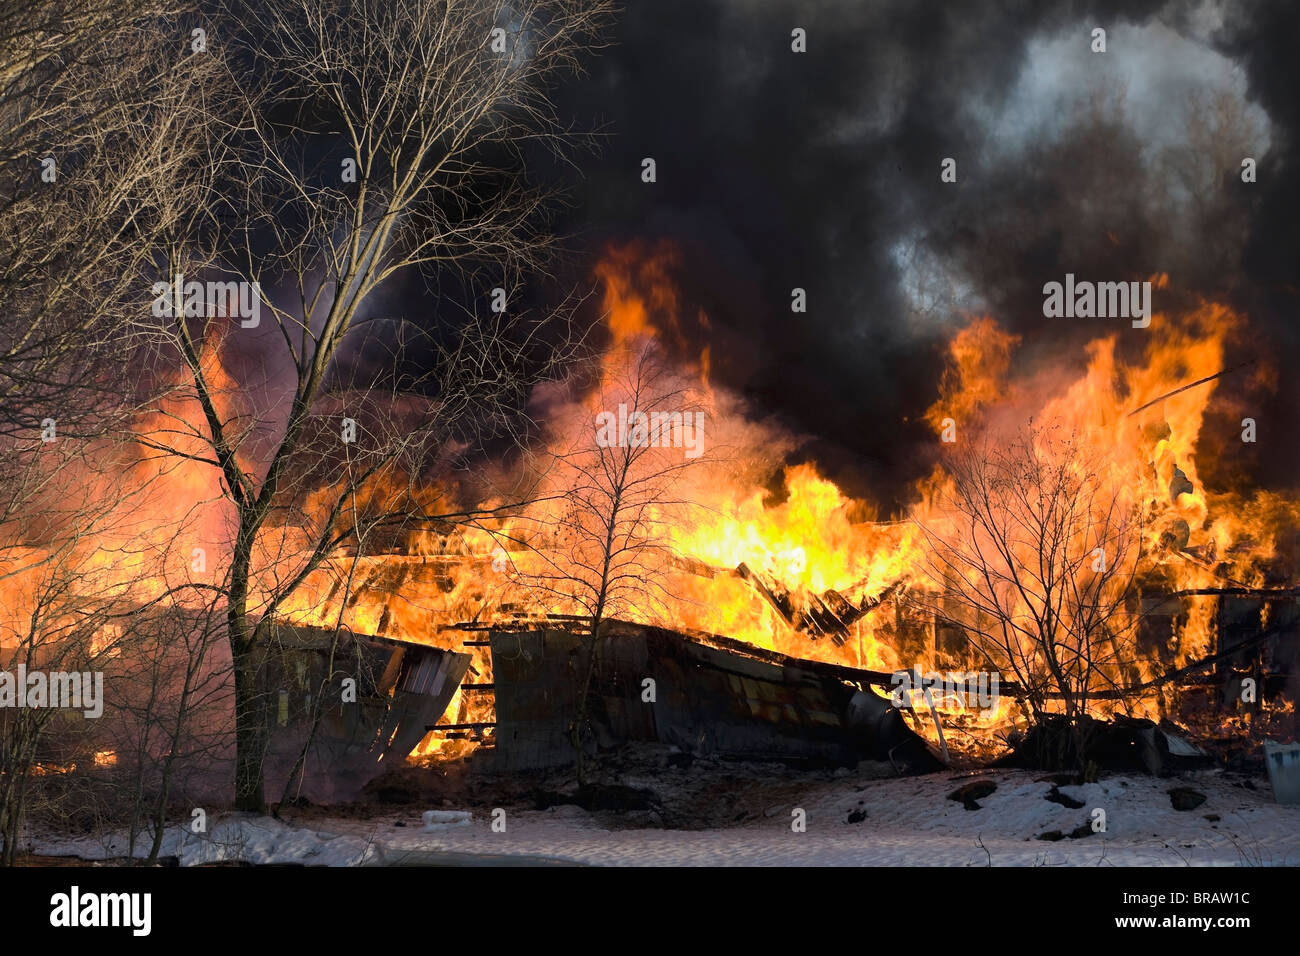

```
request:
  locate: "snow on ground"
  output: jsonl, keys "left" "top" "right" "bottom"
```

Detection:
{"left": 33, "top": 767, "right": 1300, "bottom": 866}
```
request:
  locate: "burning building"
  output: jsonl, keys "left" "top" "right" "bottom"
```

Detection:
{"left": 3, "top": 0, "right": 1299, "bottom": 839}
{"left": 250, "top": 252, "right": 1300, "bottom": 780}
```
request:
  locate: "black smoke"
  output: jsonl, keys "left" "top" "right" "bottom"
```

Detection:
{"left": 542, "top": 0, "right": 1300, "bottom": 511}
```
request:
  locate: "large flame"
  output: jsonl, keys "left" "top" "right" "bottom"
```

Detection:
{"left": 6, "top": 244, "right": 1296, "bottom": 764}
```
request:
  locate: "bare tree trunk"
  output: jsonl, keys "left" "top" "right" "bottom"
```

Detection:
{"left": 231, "top": 640, "right": 266, "bottom": 813}
{"left": 571, "top": 621, "right": 603, "bottom": 787}
{"left": 152, "top": 0, "right": 614, "bottom": 808}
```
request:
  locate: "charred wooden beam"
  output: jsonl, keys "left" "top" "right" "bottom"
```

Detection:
{"left": 798, "top": 591, "right": 852, "bottom": 644}
{"left": 1166, "top": 586, "right": 1300, "bottom": 598}
{"left": 734, "top": 562, "right": 796, "bottom": 626}
{"left": 734, "top": 562, "right": 899, "bottom": 643}
{"left": 861, "top": 582, "right": 902, "bottom": 612}
{"left": 1167, "top": 548, "right": 1253, "bottom": 589}
{"left": 671, "top": 554, "right": 724, "bottom": 578}
{"left": 426, "top": 722, "right": 497, "bottom": 732}
{"left": 1127, "top": 359, "right": 1257, "bottom": 418}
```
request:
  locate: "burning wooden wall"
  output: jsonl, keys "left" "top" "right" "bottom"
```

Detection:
{"left": 485, "top": 619, "right": 939, "bottom": 772}
{"left": 260, "top": 623, "right": 471, "bottom": 800}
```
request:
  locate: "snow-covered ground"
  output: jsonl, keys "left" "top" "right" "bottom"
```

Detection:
{"left": 32, "top": 767, "right": 1300, "bottom": 866}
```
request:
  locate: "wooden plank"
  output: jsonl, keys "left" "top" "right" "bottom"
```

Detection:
{"left": 426, "top": 722, "right": 497, "bottom": 731}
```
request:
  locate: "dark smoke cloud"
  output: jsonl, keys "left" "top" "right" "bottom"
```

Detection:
{"left": 544, "top": 0, "right": 1299, "bottom": 511}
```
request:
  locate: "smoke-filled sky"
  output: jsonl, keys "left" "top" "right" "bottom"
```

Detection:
{"left": 539, "top": 0, "right": 1299, "bottom": 512}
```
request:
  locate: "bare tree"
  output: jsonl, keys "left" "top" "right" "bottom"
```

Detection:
{"left": 0, "top": 3, "right": 233, "bottom": 440}
{"left": 914, "top": 426, "right": 1142, "bottom": 768}
{"left": 136, "top": 0, "right": 615, "bottom": 809}
{"left": 107, "top": 587, "right": 231, "bottom": 865}
{"left": 0, "top": 3, "right": 241, "bottom": 857}
{"left": 518, "top": 338, "right": 707, "bottom": 783}
{"left": 0, "top": 433, "right": 172, "bottom": 864}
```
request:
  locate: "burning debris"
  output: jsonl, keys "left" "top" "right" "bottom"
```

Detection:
{"left": 732, "top": 563, "right": 898, "bottom": 645}
{"left": 260, "top": 624, "right": 470, "bottom": 803}
{"left": 479, "top": 619, "right": 941, "bottom": 773}
{"left": 134, "top": 275, "right": 1295, "bottom": 796}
